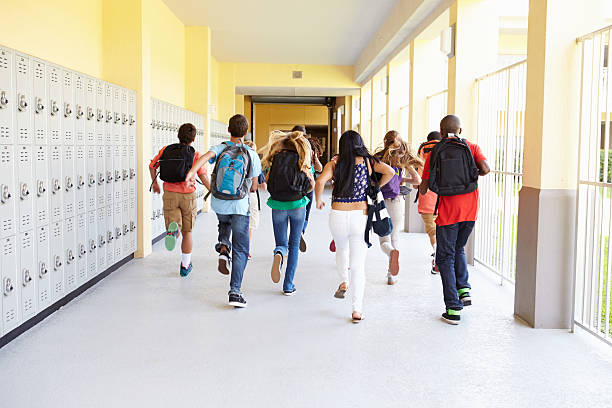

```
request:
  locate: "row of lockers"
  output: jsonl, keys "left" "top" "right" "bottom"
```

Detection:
{"left": 150, "top": 98, "right": 206, "bottom": 239}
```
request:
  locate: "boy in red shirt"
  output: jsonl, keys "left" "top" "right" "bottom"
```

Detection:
{"left": 149, "top": 123, "right": 209, "bottom": 277}
{"left": 419, "top": 115, "right": 490, "bottom": 325}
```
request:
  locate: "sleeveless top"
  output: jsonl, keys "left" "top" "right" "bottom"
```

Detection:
{"left": 381, "top": 166, "right": 402, "bottom": 199}
{"left": 332, "top": 161, "right": 368, "bottom": 203}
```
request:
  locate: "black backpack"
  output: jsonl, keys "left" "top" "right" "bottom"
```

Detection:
{"left": 267, "top": 150, "right": 312, "bottom": 202}
{"left": 428, "top": 136, "right": 479, "bottom": 197}
{"left": 158, "top": 143, "right": 195, "bottom": 183}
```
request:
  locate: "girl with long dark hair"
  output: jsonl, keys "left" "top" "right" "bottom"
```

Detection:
{"left": 315, "top": 130, "right": 394, "bottom": 322}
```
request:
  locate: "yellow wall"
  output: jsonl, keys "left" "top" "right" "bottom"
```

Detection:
{"left": 499, "top": 33, "right": 528, "bottom": 55}
{"left": 232, "top": 63, "right": 357, "bottom": 88}
{"left": 253, "top": 104, "right": 328, "bottom": 147}
{"left": 0, "top": 0, "right": 104, "bottom": 78}
{"left": 217, "top": 62, "right": 237, "bottom": 123}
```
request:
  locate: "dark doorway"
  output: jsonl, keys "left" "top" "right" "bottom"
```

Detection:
{"left": 306, "top": 125, "right": 330, "bottom": 165}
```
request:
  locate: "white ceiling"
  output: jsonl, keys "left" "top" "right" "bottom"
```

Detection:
{"left": 162, "top": 0, "right": 398, "bottom": 65}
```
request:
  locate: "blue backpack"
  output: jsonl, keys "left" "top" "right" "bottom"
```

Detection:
{"left": 210, "top": 142, "right": 252, "bottom": 200}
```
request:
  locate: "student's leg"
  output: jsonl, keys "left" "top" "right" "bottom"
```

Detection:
{"left": 302, "top": 190, "right": 314, "bottom": 233}
{"left": 421, "top": 213, "right": 437, "bottom": 247}
{"left": 215, "top": 214, "right": 232, "bottom": 254}
{"left": 229, "top": 214, "right": 250, "bottom": 295}
{"left": 436, "top": 223, "right": 463, "bottom": 310}
{"left": 283, "top": 207, "right": 306, "bottom": 292}
{"left": 348, "top": 211, "right": 369, "bottom": 314}
{"left": 454, "top": 221, "right": 475, "bottom": 291}
{"left": 162, "top": 192, "right": 181, "bottom": 251}
{"left": 271, "top": 209, "right": 289, "bottom": 259}
{"left": 387, "top": 198, "right": 404, "bottom": 250}
{"left": 329, "top": 210, "right": 350, "bottom": 286}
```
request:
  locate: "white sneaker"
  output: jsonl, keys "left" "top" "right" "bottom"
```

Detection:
{"left": 218, "top": 252, "right": 230, "bottom": 275}
{"left": 387, "top": 273, "right": 397, "bottom": 285}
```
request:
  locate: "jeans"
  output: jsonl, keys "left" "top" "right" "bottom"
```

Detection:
{"left": 271, "top": 207, "right": 306, "bottom": 292}
{"left": 435, "top": 221, "right": 475, "bottom": 310}
{"left": 329, "top": 209, "right": 369, "bottom": 313}
{"left": 302, "top": 190, "right": 314, "bottom": 233}
{"left": 215, "top": 213, "right": 250, "bottom": 295}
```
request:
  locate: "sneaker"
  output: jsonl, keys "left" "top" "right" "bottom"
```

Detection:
{"left": 299, "top": 234, "right": 307, "bottom": 252}
{"left": 431, "top": 257, "right": 439, "bottom": 274}
{"left": 218, "top": 250, "right": 231, "bottom": 275}
{"left": 228, "top": 293, "right": 247, "bottom": 308}
{"left": 283, "top": 288, "right": 296, "bottom": 296}
{"left": 271, "top": 252, "right": 283, "bottom": 283}
{"left": 329, "top": 240, "right": 336, "bottom": 252}
{"left": 248, "top": 253, "right": 252, "bottom": 261}
{"left": 458, "top": 288, "right": 472, "bottom": 306}
{"left": 179, "top": 262, "right": 193, "bottom": 277}
{"left": 389, "top": 249, "right": 399, "bottom": 276}
{"left": 442, "top": 309, "right": 461, "bottom": 325}
{"left": 387, "top": 273, "right": 397, "bottom": 285}
{"left": 165, "top": 222, "right": 179, "bottom": 251}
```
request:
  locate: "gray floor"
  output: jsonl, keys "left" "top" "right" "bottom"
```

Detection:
{"left": 1, "top": 193, "right": 611, "bottom": 408}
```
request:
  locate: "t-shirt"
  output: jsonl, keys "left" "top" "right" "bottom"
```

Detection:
{"left": 422, "top": 139, "right": 486, "bottom": 226}
{"left": 208, "top": 141, "right": 262, "bottom": 216}
{"left": 149, "top": 146, "right": 206, "bottom": 194}
{"left": 267, "top": 196, "right": 309, "bottom": 210}
{"left": 381, "top": 167, "right": 402, "bottom": 199}
{"left": 417, "top": 141, "right": 438, "bottom": 214}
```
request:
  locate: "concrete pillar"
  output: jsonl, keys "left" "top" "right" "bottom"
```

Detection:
{"left": 514, "top": 0, "right": 608, "bottom": 329}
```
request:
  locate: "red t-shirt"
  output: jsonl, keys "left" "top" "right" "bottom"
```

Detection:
{"left": 422, "top": 139, "right": 487, "bottom": 226}
{"left": 149, "top": 146, "right": 206, "bottom": 194}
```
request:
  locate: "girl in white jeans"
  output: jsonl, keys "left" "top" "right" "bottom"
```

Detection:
{"left": 374, "top": 131, "right": 423, "bottom": 285}
{"left": 315, "top": 130, "right": 394, "bottom": 322}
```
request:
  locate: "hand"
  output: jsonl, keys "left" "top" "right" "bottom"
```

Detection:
{"left": 152, "top": 182, "right": 160, "bottom": 194}
{"left": 186, "top": 177, "right": 196, "bottom": 190}
{"left": 316, "top": 200, "right": 325, "bottom": 210}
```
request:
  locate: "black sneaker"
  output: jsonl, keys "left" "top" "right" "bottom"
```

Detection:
{"left": 283, "top": 288, "right": 296, "bottom": 296}
{"left": 299, "top": 234, "right": 307, "bottom": 252}
{"left": 228, "top": 293, "right": 247, "bottom": 308}
{"left": 441, "top": 309, "right": 461, "bottom": 325}
{"left": 458, "top": 289, "right": 472, "bottom": 306}
{"left": 218, "top": 250, "right": 231, "bottom": 275}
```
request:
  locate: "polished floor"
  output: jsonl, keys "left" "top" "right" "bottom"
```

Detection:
{"left": 1, "top": 193, "right": 611, "bottom": 408}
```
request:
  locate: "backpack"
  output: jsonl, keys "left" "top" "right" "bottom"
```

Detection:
{"left": 428, "top": 136, "right": 479, "bottom": 197}
{"left": 158, "top": 144, "right": 195, "bottom": 183}
{"left": 210, "top": 142, "right": 252, "bottom": 200}
{"left": 414, "top": 140, "right": 439, "bottom": 204}
{"left": 363, "top": 157, "right": 392, "bottom": 248}
{"left": 267, "top": 150, "right": 312, "bottom": 202}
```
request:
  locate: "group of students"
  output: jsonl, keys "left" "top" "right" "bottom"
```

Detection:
{"left": 149, "top": 113, "right": 489, "bottom": 324}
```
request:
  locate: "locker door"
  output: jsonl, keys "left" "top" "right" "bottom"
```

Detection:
{"left": 113, "top": 144, "right": 121, "bottom": 203}
{"left": 86, "top": 210, "right": 97, "bottom": 278}
{"left": 121, "top": 145, "right": 129, "bottom": 201}
{"left": 34, "top": 145, "right": 49, "bottom": 226}
{"left": 0, "top": 145, "right": 17, "bottom": 238}
{"left": 74, "top": 74, "right": 85, "bottom": 145}
{"left": 85, "top": 77, "right": 96, "bottom": 146}
{"left": 121, "top": 88, "right": 128, "bottom": 145}
{"left": 75, "top": 145, "right": 86, "bottom": 214}
{"left": 19, "top": 230, "right": 36, "bottom": 321}
{"left": 50, "top": 221, "right": 64, "bottom": 301}
{"left": 105, "top": 145, "right": 113, "bottom": 204}
{"left": 95, "top": 80, "right": 105, "bottom": 145}
{"left": 112, "top": 86, "right": 121, "bottom": 145}
{"left": 0, "top": 47, "right": 14, "bottom": 145}
{"left": 15, "top": 53, "right": 33, "bottom": 145}
{"left": 76, "top": 213, "right": 87, "bottom": 284}
{"left": 114, "top": 201, "right": 122, "bottom": 260}
{"left": 63, "top": 216, "right": 77, "bottom": 293}
{"left": 105, "top": 204, "right": 114, "bottom": 266}
{"left": 16, "top": 145, "right": 34, "bottom": 232}
{"left": 104, "top": 83, "right": 112, "bottom": 145}
{"left": 151, "top": 99, "right": 158, "bottom": 156}
{"left": 61, "top": 69, "right": 74, "bottom": 145}
{"left": 129, "top": 197, "right": 137, "bottom": 253}
{"left": 121, "top": 200, "right": 129, "bottom": 256}
{"left": 48, "top": 65, "right": 62, "bottom": 145}
{"left": 1, "top": 236, "right": 19, "bottom": 333}
{"left": 62, "top": 145, "right": 75, "bottom": 219}
{"left": 49, "top": 145, "right": 63, "bottom": 223}
{"left": 96, "top": 145, "right": 105, "bottom": 208}
{"left": 86, "top": 146, "right": 97, "bottom": 209}
{"left": 36, "top": 225, "right": 51, "bottom": 310}
{"left": 129, "top": 91, "right": 136, "bottom": 145}
{"left": 129, "top": 145, "right": 136, "bottom": 201}
{"left": 96, "top": 207, "right": 106, "bottom": 271}
{"left": 32, "top": 59, "right": 47, "bottom": 145}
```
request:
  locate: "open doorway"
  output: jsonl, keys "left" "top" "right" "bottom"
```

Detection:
{"left": 305, "top": 125, "right": 330, "bottom": 165}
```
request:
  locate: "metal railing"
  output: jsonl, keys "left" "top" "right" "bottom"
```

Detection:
{"left": 575, "top": 26, "right": 612, "bottom": 344}
{"left": 426, "top": 89, "right": 448, "bottom": 132}
{"left": 474, "top": 60, "right": 527, "bottom": 283}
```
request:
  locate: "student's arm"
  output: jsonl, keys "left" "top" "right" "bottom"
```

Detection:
{"left": 477, "top": 160, "right": 490, "bottom": 176}
{"left": 419, "top": 179, "right": 429, "bottom": 195}
{"left": 402, "top": 166, "right": 421, "bottom": 186}
{"left": 372, "top": 160, "right": 395, "bottom": 188}
{"left": 250, "top": 153, "right": 262, "bottom": 193}
{"left": 313, "top": 154, "right": 323, "bottom": 173}
{"left": 186, "top": 150, "right": 216, "bottom": 182}
{"left": 198, "top": 173, "right": 210, "bottom": 191}
{"left": 149, "top": 167, "right": 160, "bottom": 194}
{"left": 315, "top": 161, "right": 334, "bottom": 209}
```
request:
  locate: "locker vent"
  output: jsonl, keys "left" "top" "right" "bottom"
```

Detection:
{"left": 87, "top": 132, "right": 95, "bottom": 144}
{"left": 51, "top": 130, "right": 60, "bottom": 143}
{"left": 67, "top": 275, "right": 75, "bottom": 287}
{"left": 88, "top": 263, "right": 96, "bottom": 275}
{"left": 65, "top": 203, "right": 74, "bottom": 216}
{"left": 40, "top": 290, "right": 49, "bottom": 304}
{"left": 64, "top": 147, "right": 73, "bottom": 160}
{"left": 24, "top": 298, "right": 33, "bottom": 313}
{"left": 52, "top": 223, "right": 61, "bottom": 238}
{"left": 21, "top": 214, "right": 32, "bottom": 230}
{"left": 76, "top": 130, "right": 84, "bottom": 143}
{"left": 53, "top": 207, "right": 61, "bottom": 219}
{"left": 38, "top": 227, "right": 48, "bottom": 243}
{"left": 19, "top": 147, "right": 30, "bottom": 162}
{"left": 19, "top": 127, "right": 28, "bottom": 141}
{"left": 5, "top": 308, "right": 16, "bottom": 324}
{"left": 77, "top": 147, "right": 85, "bottom": 159}
{"left": 64, "top": 130, "right": 73, "bottom": 143}
{"left": 37, "top": 210, "right": 47, "bottom": 225}
{"left": 0, "top": 52, "right": 8, "bottom": 70}
{"left": 66, "top": 218, "right": 74, "bottom": 232}
{"left": 35, "top": 64, "right": 44, "bottom": 79}
{"left": 51, "top": 147, "right": 60, "bottom": 161}
{"left": 1, "top": 148, "right": 10, "bottom": 163}
{"left": 22, "top": 232, "right": 32, "bottom": 248}
{"left": 55, "top": 282, "right": 62, "bottom": 294}
{"left": 36, "top": 147, "right": 45, "bottom": 161}
{"left": 17, "top": 58, "right": 27, "bottom": 75}
{"left": 36, "top": 129, "right": 45, "bottom": 143}
{"left": 2, "top": 219, "right": 13, "bottom": 234}
{"left": 76, "top": 77, "right": 83, "bottom": 90}
{"left": 3, "top": 238, "right": 14, "bottom": 254}
{"left": 63, "top": 72, "right": 71, "bottom": 87}
{"left": 0, "top": 126, "right": 10, "bottom": 142}
{"left": 79, "top": 267, "right": 86, "bottom": 281}
{"left": 50, "top": 70, "right": 59, "bottom": 84}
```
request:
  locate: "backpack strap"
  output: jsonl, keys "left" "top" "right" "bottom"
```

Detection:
{"left": 256, "top": 189, "right": 261, "bottom": 211}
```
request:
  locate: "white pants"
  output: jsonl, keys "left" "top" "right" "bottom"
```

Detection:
{"left": 379, "top": 197, "right": 404, "bottom": 259}
{"left": 329, "top": 209, "right": 368, "bottom": 313}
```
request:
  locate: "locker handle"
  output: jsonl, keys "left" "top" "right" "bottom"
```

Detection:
{"left": 107, "top": 171, "right": 113, "bottom": 183}
{"left": 88, "top": 174, "right": 96, "bottom": 187}
{"left": 129, "top": 115, "right": 135, "bottom": 126}
{"left": 114, "top": 170, "right": 121, "bottom": 182}
{"left": 122, "top": 113, "right": 128, "bottom": 125}
{"left": 50, "top": 100, "right": 59, "bottom": 116}
{"left": 115, "top": 227, "right": 122, "bottom": 238}
{"left": 130, "top": 169, "right": 136, "bottom": 179}
{"left": 18, "top": 94, "right": 28, "bottom": 111}
{"left": 20, "top": 183, "right": 30, "bottom": 200}
{"left": 3, "top": 277, "right": 14, "bottom": 296}
{"left": 97, "top": 108, "right": 104, "bottom": 122}
{"left": 35, "top": 97, "right": 45, "bottom": 114}
{"left": 39, "top": 262, "right": 48, "bottom": 278}
{"left": 54, "top": 255, "right": 62, "bottom": 270}
{"left": 65, "top": 177, "right": 73, "bottom": 191}
{"left": 77, "top": 175, "right": 85, "bottom": 189}
{"left": 89, "top": 240, "right": 97, "bottom": 252}
{"left": 130, "top": 221, "right": 136, "bottom": 231}
{"left": 52, "top": 179, "right": 61, "bottom": 194}
{"left": 79, "top": 244, "right": 86, "bottom": 258}
{"left": 98, "top": 173, "right": 105, "bottom": 185}
{"left": 107, "top": 231, "right": 114, "bottom": 242}
{"left": 114, "top": 112, "right": 120, "bottom": 124}
{"left": 122, "top": 170, "right": 129, "bottom": 180}
{"left": 64, "top": 103, "right": 72, "bottom": 118}
{"left": 66, "top": 249, "right": 75, "bottom": 264}
{"left": 1, "top": 184, "right": 11, "bottom": 203}
{"left": 0, "top": 90, "right": 7, "bottom": 108}
{"left": 76, "top": 105, "right": 84, "bottom": 119}
{"left": 99, "top": 235, "right": 105, "bottom": 247}
{"left": 87, "top": 107, "right": 95, "bottom": 120}
{"left": 37, "top": 180, "right": 46, "bottom": 196}
{"left": 22, "top": 269, "right": 32, "bottom": 286}
{"left": 123, "top": 224, "right": 129, "bottom": 235}
{"left": 106, "top": 110, "right": 112, "bottom": 123}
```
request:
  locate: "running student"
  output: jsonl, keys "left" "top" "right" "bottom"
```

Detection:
{"left": 149, "top": 123, "right": 209, "bottom": 277}
{"left": 186, "top": 114, "right": 262, "bottom": 308}
{"left": 315, "top": 130, "right": 394, "bottom": 322}
{"left": 260, "top": 130, "right": 314, "bottom": 295}
{"left": 244, "top": 140, "right": 265, "bottom": 260}
{"left": 374, "top": 131, "right": 422, "bottom": 285}
{"left": 416, "top": 131, "right": 442, "bottom": 274}
{"left": 419, "top": 115, "right": 489, "bottom": 325}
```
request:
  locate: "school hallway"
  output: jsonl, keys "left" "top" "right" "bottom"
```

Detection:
{"left": 0, "top": 191, "right": 609, "bottom": 408}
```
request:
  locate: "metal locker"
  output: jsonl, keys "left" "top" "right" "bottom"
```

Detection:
{"left": 1, "top": 235, "right": 20, "bottom": 333}
{"left": 129, "top": 198, "right": 137, "bottom": 253}
{"left": 16, "top": 145, "right": 34, "bottom": 232}
{"left": 63, "top": 216, "right": 77, "bottom": 293}
{"left": 32, "top": 59, "right": 47, "bottom": 145}
{"left": 0, "top": 47, "right": 15, "bottom": 145}
{"left": 34, "top": 145, "right": 49, "bottom": 226}
{"left": 74, "top": 74, "right": 85, "bottom": 145}
{"left": 95, "top": 80, "right": 105, "bottom": 145}
{"left": 121, "top": 88, "right": 128, "bottom": 145}
{"left": 62, "top": 145, "right": 75, "bottom": 219}
{"left": 49, "top": 145, "right": 63, "bottom": 223}
{"left": 36, "top": 225, "right": 51, "bottom": 310}
{"left": 49, "top": 221, "right": 64, "bottom": 301}
{"left": 48, "top": 65, "right": 62, "bottom": 145}
{"left": 105, "top": 204, "right": 114, "bottom": 267}
{"left": 129, "top": 91, "right": 136, "bottom": 145}
{"left": 104, "top": 145, "right": 113, "bottom": 205}
{"left": 85, "top": 77, "right": 96, "bottom": 146}
{"left": 104, "top": 83, "right": 112, "bottom": 145}
{"left": 112, "top": 86, "right": 121, "bottom": 145}
{"left": 96, "top": 207, "right": 106, "bottom": 272}
{"left": 96, "top": 145, "right": 105, "bottom": 208}
{"left": 75, "top": 145, "right": 86, "bottom": 214}
{"left": 19, "top": 230, "right": 37, "bottom": 321}
{"left": 121, "top": 200, "right": 129, "bottom": 256}
{"left": 129, "top": 145, "right": 136, "bottom": 201}
{"left": 121, "top": 145, "right": 129, "bottom": 201}
{"left": 113, "top": 144, "right": 121, "bottom": 203}
{"left": 15, "top": 53, "right": 33, "bottom": 145}
{"left": 86, "top": 210, "right": 97, "bottom": 278}
{"left": 76, "top": 213, "right": 87, "bottom": 284}
{"left": 86, "top": 145, "right": 97, "bottom": 209}
{"left": 114, "top": 201, "right": 122, "bottom": 260}
{"left": 61, "top": 69, "right": 74, "bottom": 145}
{"left": 0, "top": 145, "right": 17, "bottom": 238}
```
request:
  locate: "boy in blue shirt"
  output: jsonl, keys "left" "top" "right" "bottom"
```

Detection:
{"left": 186, "top": 114, "right": 262, "bottom": 307}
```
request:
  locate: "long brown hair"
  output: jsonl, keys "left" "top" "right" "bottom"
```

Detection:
{"left": 375, "top": 130, "right": 423, "bottom": 170}
{"left": 260, "top": 130, "right": 312, "bottom": 173}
